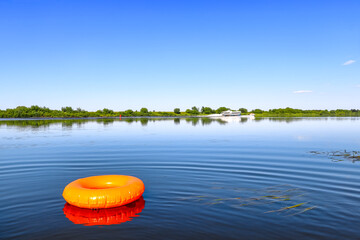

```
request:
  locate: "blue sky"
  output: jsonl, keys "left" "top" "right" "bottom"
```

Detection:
{"left": 0, "top": 0, "right": 359, "bottom": 111}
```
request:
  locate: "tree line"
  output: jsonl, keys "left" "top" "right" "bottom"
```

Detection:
{"left": 0, "top": 106, "right": 232, "bottom": 118}
{"left": 253, "top": 107, "right": 360, "bottom": 117}
{"left": 0, "top": 106, "right": 359, "bottom": 118}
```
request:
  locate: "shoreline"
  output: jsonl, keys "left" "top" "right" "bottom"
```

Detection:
{"left": 1, "top": 116, "right": 360, "bottom": 121}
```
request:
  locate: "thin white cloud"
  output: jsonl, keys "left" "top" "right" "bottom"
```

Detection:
{"left": 293, "top": 90, "right": 313, "bottom": 94}
{"left": 343, "top": 60, "right": 355, "bottom": 66}
{"left": 356, "top": 84, "right": 360, "bottom": 88}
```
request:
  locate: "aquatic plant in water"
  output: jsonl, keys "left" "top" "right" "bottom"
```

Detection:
{"left": 179, "top": 184, "right": 317, "bottom": 216}
{"left": 309, "top": 150, "right": 360, "bottom": 163}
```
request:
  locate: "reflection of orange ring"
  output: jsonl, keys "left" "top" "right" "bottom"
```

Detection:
{"left": 63, "top": 197, "right": 145, "bottom": 226}
{"left": 63, "top": 175, "right": 145, "bottom": 209}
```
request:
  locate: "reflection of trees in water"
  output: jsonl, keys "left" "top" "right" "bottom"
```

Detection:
{"left": 201, "top": 118, "right": 212, "bottom": 125}
{"left": 185, "top": 118, "right": 200, "bottom": 126}
{"left": 0, "top": 119, "right": 89, "bottom": 130}
{"left": 121, "top": 117, "right": 230, "bottom": 126}
{"left": 266, "top": 117, "right": 322, "bottom": 123}
{"left": 122, "top": 117, "right": 228, "bottom": 126}
{"left": 1, "top": 120, "right": 53, "bottom": 129}
{"left": 140, "top": 118, "right": 148, "bottom": 126}
{"left": 123, "top": 118, "right": 135, "bottom": 124}
{"left": 0, "top": 117, "right": 233, "bottom": 129}
{"left": 2, "top": 117, "right": 355, "bottom": 130}
{"left": 124, "top": 118, "right": 150, "bottom": 126}
{"left": 62, "top": 120, "right": 88, "bottom": 129}
{"left": 240, "top": 118, "right": 248, "bottom": 123}
{"left": 256, "top": 117, "right": 360, "bottom": 123}
{"left": 254, "top": 118, "right": 305, "bottom": 123}
{"left": 124, "top": 118, "right": 170, "bottom": 125}
{"left": 96, "top": 119, "right": 115, "bottom": 126}
{"left": 185, "top": 118, "right": 228, "bottom": 126}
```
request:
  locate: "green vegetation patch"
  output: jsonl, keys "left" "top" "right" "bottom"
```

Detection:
{"left": 310, "top": 150, "right": 360, "bottom": 163}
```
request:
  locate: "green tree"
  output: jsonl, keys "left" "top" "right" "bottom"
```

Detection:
{"left": 30, "top": 105, "right": 41, "bottom": 111}
{"left": 239, "top": 108, "right": 248, "bottom": 113}
{"left": 201, "top": 107, "right": 215, "bottom": 114}
{"left": 252, "top": 109, "right": 264, "bottom": 114}
{"left": 174, "top": 108, "right": 180, "bottom": 114}
{"left": 140, "top": 108, "right": 148, "bottom": 113}
{"left": 61, "top": 106, "right": 74, "bottom": 112}
{"left": 124, "top": 109, "right": 134, "bottom": 115}
{"left": 191, "top": 106, "right": 199, "bottom": 114}
{"left": 216, "top": 107, "right": 229, "bottom": 114}
{"left": 102, "top": 108, "right": 114, "bottom": 114}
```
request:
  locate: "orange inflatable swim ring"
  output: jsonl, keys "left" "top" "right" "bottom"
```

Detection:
{"left": 63, "top": 175, "right": 145, "bottom": 209}
{"left": 63, "top": 197, "right": 145, "bottom": 226}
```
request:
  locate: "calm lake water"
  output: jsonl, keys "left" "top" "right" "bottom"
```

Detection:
{"left": 1, "top": 117, "right": 360, "bottom": 239}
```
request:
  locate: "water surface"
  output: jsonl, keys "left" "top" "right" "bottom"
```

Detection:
{"left": 1, "top": 117, "right": 360, "bottom": 239}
